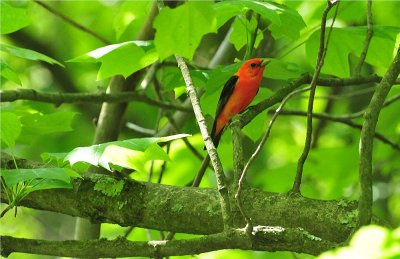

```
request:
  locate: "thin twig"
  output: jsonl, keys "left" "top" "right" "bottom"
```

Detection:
{"left": 175, "top": 55, "right": 232, "bottom": 229}
{"left": 236, "top": 73, "right": 394, "bottom": 130}
{"left": 33, "top": 0, "right": 111, "bottom": 45}
{"left": 153, "top": 77, "right": 204, "bottom": 161}
{"left": 275, "top": 109, "right": 400, "bottom": 152}
{"left": 353, "top": 0, "right": 373, "bottom": 76}
{"left": 126, "top": 123, "right": 156, "bottom": 135}
{"left": 313, "top": 86, "right": 376, "bottom": 100}
{"left": 165, "top": 114, "right": 204, "bottom": 161}
{"left": 157, "top": 144, "right": 170, "bottom": 184}
{"left": 329, "top": 93, "right": 400, "bottom": 120}
{"left": 2, "top": 75, "right": 397, "bottom": 105}
{"left": 292, "top": 0, "right": 340, "bottom": 194}
{"left": 0, "top": 89, "right": 192, "bottom": 112}
{"left": 235, "top": 87, "right": 311, "bottom": 229}
{"left": 382, "top": 94, "right": 400, "bottom": 108}
{"left": 241, "top": 87, "right": 312, "bottom": 180}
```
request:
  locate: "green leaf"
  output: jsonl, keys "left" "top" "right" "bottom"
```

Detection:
{"left": 23, "top": 179, "right": 73, "bottom": 194}
{"left": 0, "top": 2, "right": 30, "bottom": 34}
{"left": 41, "top": 152, "right": 89, "bottom": 173}
{"left": 65, "top": 145, "right": 104, "bottom": 168}
{"left": 306, "top": 26, "right": 400, "bottom": 77}
{"left": 41, "top": 152, "right": 69, "bottom": 166}
{"left": 214, "top": 1, "right": 305, "bottom": 40}
{"left": 268, "top": 8, "right": 306, "bottom": 40}
{"left": 304, "top": 147, "right": 358, "bottom": 199}
{"left": 0, "top": 112, "right": 22, "bottom": 148}
{"left": 0, "top": 60, "right": 21, "bottom": 85}
{"left": 0, "top": 168, "right": 75, "bottom": 187}
{"left": 0, "top": 44, "right": 64, "bottom": 67}
{"left": 20, "top": 112, "right": 77, "bottom": 135}
{"left": 113, "top": 1, "right": 153, "bottom": 40}
{"left": 264, "top": 59, "right": 307, "bottom": 80}
{"left": 68, "top": 41, "right": 158, "bottom": 80}
{"left": 153, "top": 2, "right": 217, "bottom": 60}
{"left": 144, "top": 143, "right": 171, "bottom": 162}
{"left": 163, "top": 68, "right": 208, "bottom": 91}
{"left": 65, "top": 134, "right": 190, "bottom": 171}
{"left": 214, "top": 1, "right": 281, "bottom": 28}
{"left": 229, "top": 16, "right": 263, "bottom": 51}
{"left": 318, "top": 225, "right": 400, "bottom": 259}
{"left": 100, "top": 145, "right": 147, "bottom": 172}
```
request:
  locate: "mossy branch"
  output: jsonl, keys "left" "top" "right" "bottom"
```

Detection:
{"left": 1, "top": 227, "right": 336, "bottom": 258}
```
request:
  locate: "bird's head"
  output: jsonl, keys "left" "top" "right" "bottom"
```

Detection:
{"left": 237, "top": 58, "right": 270, "bottom": 79}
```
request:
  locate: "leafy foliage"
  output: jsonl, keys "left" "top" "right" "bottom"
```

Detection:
{"left": 68, "top": 41, "right": 158, "bottom": 80}
{"left": 319, "top": 225, "right": 400, "bottom": 259}
{"left": 0, "top": 2, "right": 30, "bottom": 34}
{"left": 306, "top": 26, "right": 400, "bottom": 77}
{"left": 1, "top": 168, "right": 78, "bottom": 188}
{"left": 113, "top": 1, "right": 153, "bottom": 41}
{"left": 0, "top": 60, "right": 21, "bottom": 85}
{"left": 0, "top": 168, "right": 80, "bottom": 218}
{"left": 0, "top": 111, "right": 21, "bottom": 148}
{"left": 64, "top": 134, "right": 189, "bottom": 173}
{"left": 153, "top": 1, "right": 217, "bottom": 60}
{"left": 1, "top": 44, "right": 64, "bottom": 67}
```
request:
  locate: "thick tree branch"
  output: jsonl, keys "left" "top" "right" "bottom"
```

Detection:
{"left": 358, "top": 46, "right": 400, "bottom": 227}
{"left": 1, "top": 226, "right": 336, "bottom": 258}
{"left": 0, "top": 89, "right": 192, "bottom": 112}
{"left": 0, "top": 175, "right": 358, "bottom": 244}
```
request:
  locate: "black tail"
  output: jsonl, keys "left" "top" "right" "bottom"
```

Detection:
{"left": 204, "top": 120, "right": 224, "bottom": 150}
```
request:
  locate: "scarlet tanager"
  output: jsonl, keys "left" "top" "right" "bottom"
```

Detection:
{"left": 210, "top": 58, "right": 269, "bottom": 148}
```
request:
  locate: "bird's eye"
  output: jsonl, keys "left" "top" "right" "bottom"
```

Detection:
{"left": 250, "top": 63, "right": 257, "bottom": 68}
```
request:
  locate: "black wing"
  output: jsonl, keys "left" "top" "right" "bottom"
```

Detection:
{"left": 209, "top": 75, "right": 239, "bottom": 148}
{"left": 214, "top": 75, "right": 239, "bottom": 119}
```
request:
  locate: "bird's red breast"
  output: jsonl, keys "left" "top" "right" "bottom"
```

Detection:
{"left": 210, "top": 58, "right": 267, "bottom": 147}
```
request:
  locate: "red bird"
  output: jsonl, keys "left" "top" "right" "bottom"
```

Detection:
{"left": 210, "top": 58, "right": 269, "bottom": 148}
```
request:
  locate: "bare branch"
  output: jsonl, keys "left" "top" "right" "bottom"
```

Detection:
{"left": 175, "top": 55, "right": 232, "bottom": 229}
{"left": 293, "top": 0, "right": 339, "bottom": 194}
{"left": 353, "top": 0, "right": 373, "bottom": 76}
{"left": 235, "top": 87, "right": 312, "bottom": 233}
{"left": 275, "top": 109, "right": 400, "bottom": 152}
{"left": 0, "top": 89, "right": 192, "bottom": 112}
{"left": 358, "top": 46, "right": 400, "bottom": 227}
{"left": 33, "top": 0, "right": 111, "bottom": 45}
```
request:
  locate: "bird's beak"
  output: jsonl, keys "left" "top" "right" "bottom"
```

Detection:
{"left": 261, "top": 59, "right": 271, "bottom": 67}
